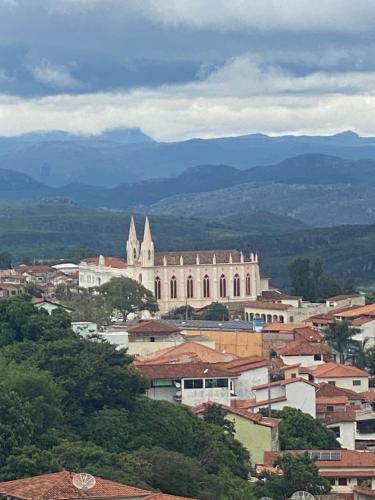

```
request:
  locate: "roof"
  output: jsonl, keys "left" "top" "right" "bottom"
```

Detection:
{"left": 154, "top": 249, "right": 250, "bottom": 266}
{"left": 252, "top": 377, "right": 318, "bottom": 391}
{"left": 192, "top": 403, "right": 280, "bottom": 428}
{"left": 15, "top": 264, "right": 51, "bottom": 273}
{"left": 81, "top": 256, "right": 127, "bottom": 269}
{"left": 324, "top": 407, "right": 356, "bottom": 424}
{"left": 219, "top": 355, "right": 268, "bottom": 374}
{"left": 261, "top": 290, "right": 302, "bottom": 300}
{"left": 126, "top": 320, "right": 182, "bottom": 337}
{"left": 316, "top": 382, "right": 363, "bottom": 400}
{"left": 136, "top": 361, "right": 233, "bottom": 380}
{"left": 316, "top": 396, "right": 348, "bottom": 405}
{"left": 311, "top": 362, "right": 368, "bottom": 379}
{"left": 32, "top": 298, "right": 74, "bottom": 311}
{"left": 146, "top": 495, "right": 196, "bottom": 500}
{"left": 163, "top": 319, "right": 255, "bottom": 332}
{"left": 293, "top": 327, "right": 322, "bottom": 342}
{"left": 244, "top": 300, "right": 290, "bottom": 311}
{"left": 359, "top": 390, "right": 375, "bottom": 402}
{"left": 276, "top": 340, "right": 330, "bottom": 356}
{"left": 246, "top": 395, "right": 288, "bottom": 408}
{"left": 262, "top": 322, "right": 306, "bottom": 332}
{"left": 0, "top": 471, "right": 151, "bottom": 500}
{"left": 352, "top": 316, "right": 375, "bottom": 326}
{"left": 135, "top": 342, "right": 235, "bottom": 364}
{"left": 335, "top": 304, "right": 375, "bottom": 318}
{"left": 353, "top": 487, "right": 375, "bottom": 498}
{"left": 327, "top": 294, "right": 361, "bottom": 301}
{"left": 263, "top": 450, "right": 375, "bottom": 469}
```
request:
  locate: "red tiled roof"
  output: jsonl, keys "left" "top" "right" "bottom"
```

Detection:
{"left": 261, "top": 290, "right": 302, "bottom": 300}
{"left": 0, "top": 471, "right": 151, "bottom": 500}
{"left": 263, "top": 322, "right": 306, "bottom": 332}
{"left": 246, "top": 396, "right": 287, "bottom": 407}
{"left": 146, "top": 495, "right": 196, "bottom": 500}
{"left": 322, "top": 470, "right": 375, "bottom": 478}
{"left": 81, "top": 257, "right": 127, "bottom": 269}
{"left": 244, "top": 300, "right": 290, "bottom": 311}
{"left": 136, "top": 362, "right": 233, "bottom": 380}
{"left": 276, "top": 340, "right": 330, "bottom": 356}
{"left": 311, "top": 362, "right": 368, "bottom": 379}
{"left": 316, "top": 396, "right": 348, "bottom": 405}
{"left": 136, "top": 342, "right": 235, "bottom": 364}
{"left": 219, "top": 355, "right": 268, "bottom": 374}
{"left": 192, "top": 402, "right": 280, "bottom": 428}
{"left": 324, "top": 407, "right": 356, "bottom": 424}
{"left": 359, "top": 390, "right": 375, "bottom": 402}
{"left": 252, "top": 377, "right": 318, "bottom": 391}
{"left": 16, "top": 264, "right": 51, "bottom": 273}
{"left": 352, "top": 316, "right": 375, "bottom": 326}
{"left": 293, "top": 327, "right": 322, "bottom": 342}
{"left": 316, "top": 382, "right": 363, "bottom": 400}
{"left": 353, "top": 487, "right": 375, "bottom": 498}
{"left": 335, "top": 304, "right": 375, "bottom": 318}
{"left": 127, "top": 320, "right": 182, "bottom": 336}
{"left": 328, "top": 294, "right": 361, "bottom": 301}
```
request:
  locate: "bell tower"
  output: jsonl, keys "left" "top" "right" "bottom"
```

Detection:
{"left": 126, "top": 216, "right": 140, "bottom": 266}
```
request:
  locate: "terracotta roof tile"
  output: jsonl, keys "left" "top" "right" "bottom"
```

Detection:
{"left": 327, "top": 294, "right": 362, "bottom": 301}
{"left": 192, "top": 403, "right": 280, "bottom": 428}
{"left": 244, "top": 300, "right": 290, "bottom": 311}
{"left": 81, "top": 257, "right": 127, "bottom": 269}
{"left": 316, "top": 396, "right": 348, "bottom": 405}
{"left": 136, "top": 342, "right": 235, "bottom": 364}
{"left": 335, "top": 304, "right": 375, "bottom": 318}
{"left": 263, "top": 450, "right": 375, "bottom": 468}
{"left": 262, "top": 322, "right": 306, "bottom": 332}
{"left": 324, "top": 407, "right": 356, "bottom": 424}
{"left": 136, "top": 361, "right": 233, "bottom": 380}
{"left": 219, "top": 355, "right": 268, "bottom": 374}
{"left": 0, "top": 471, "right": 151, "bottom": 500}
{"left": 353, "top": 487, "right": 375, "bottom": 498}
{"left": 146, "top": 495, "right": 196, "bottom": 500}
{"left": 311, "top": 362, "right": 368, "bottom": 379}
{"left": 252, "top": 377, "right": 318, "bottom": 391}
{"left": 126, "top": 320, "right": 182, "bottom": 336}
{"left": 276, "top": 340, "right": 330, "bottom": 356}
{"left": 293, "top": 327, "right": 322, "bottom": 342}
{"left": 359, "top": 390, "right": 375, "bottom": 402}
{"left": 261, "top": 290, "right": 302, "bottom": 300}
{"left": 316, "top": 382, "right": 363, "bottom": 400}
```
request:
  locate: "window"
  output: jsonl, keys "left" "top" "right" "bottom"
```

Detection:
{"left": 314, "top": 354, "right": 322, "bottom": 361}
{"left": 358, "top": 478, "right": 372, "bottom": 488}
{"left": 353, "top": 380, "right": 362, "bottom": 386}
{"left": 170, "top": 276, "right": 177, "bottom": 299}
{"left": 205, "top": 378, "right": 229, "bottom": 388}
{"left": 331, "top": 426, "right": 341, "bottom": 438}
{"left": 154, "top": 277, "right": 161, "bottom": 299}
{"left": 138, "top": 273, "right": 142, "bottom": 283}
{"left": 338, "top": 478, "right": 347, "bottom": 486}
{"left": 133, "top": 248, "right": 137, "bottom": 259}
{"left": 328, "top": 381, "right": 336, "bottom": 386}
{"left": 203, "top": 275, "right": 210, "bottom": 298}
{"left": 246, "top": 273, "right": 251, "bottom": 295}
{"left": 327, "top": 405, "right": 334, "bottom": 412}
{"left": 328, "top": 478, "right": 336, "bottom": 486}
{"left": 187, "top": 275, "right": 194, "bottom": 298}
{"left": 148, "top": 249, "right": 151, "bottom": 260}
{"left": 151, "top": 379, "right": 177, "bottom": 387}
{"left": 150, "top": 337, "right": 155, "bottom": 343}
{"left": 291, "top": 373, "right": 297, "bottom": 379}
{"left": 267, "top": 314, "right": 272, "bottom": 322}
{"left": 220, "top": 274, "right": 226, "bottom": 297}
{"left": 279, "top": 315, "right": 284, "bottom": 323}
{"left": 184, "top": 379, "right": 203, "bottom": 389}
{"left": 233, "top": 273, "right": 240, "bottom": 297}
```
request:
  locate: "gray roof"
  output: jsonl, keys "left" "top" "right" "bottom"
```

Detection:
{"left": 163, "top": 319, "right": 254, "bottom": 331}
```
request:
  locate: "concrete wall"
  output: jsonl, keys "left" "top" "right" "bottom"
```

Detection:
{"left": 234, "top": 366, "right": 269, "bottom": 399}
{"left": 255, "top": 385, "right": 285, "bottom": 401}
{"left": 199, "top": 329, "right": 263, "bottom": 357}
{"left": 285, "top": 382, "right": 316, "bottom": 417}
{"left": 327, "top": 421, "right": 355, "bottom": 450}
{"left": 280, "top": 354, "right": 325, "bottom": 366}
{"left": 315, "top": 376, "right": 369, "bottom": 392}
{"left": 181, "top": 385, "right": 231, "bottom": 407}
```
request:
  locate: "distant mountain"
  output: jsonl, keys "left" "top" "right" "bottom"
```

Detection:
{"left": 2, "top": 130, "right": 375, "bottom": 186}
{"left": 0, "top": 168, "right": 54, "bottom": 200}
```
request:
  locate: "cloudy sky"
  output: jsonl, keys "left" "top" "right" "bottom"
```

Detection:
{"left": 1, "top": 0, "right": 375, "bottom": 140}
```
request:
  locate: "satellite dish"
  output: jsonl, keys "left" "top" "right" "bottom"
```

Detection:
{"left": 203, "top": 368, "right": 208, "bottom": 374}
{"left": 174, "top": 381, "right": 181, "bottom": 388}
{"left": 72, "top": 473, "right": 96, "bottom": 491}
{"left": 291, "top": 491, "right": 315, "bottom": 500}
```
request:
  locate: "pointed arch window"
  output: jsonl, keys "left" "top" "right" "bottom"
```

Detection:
{"left": 133, "top": 248, "right": 137, "bottom": 259}
{"left": 246, "top": 273, "right": 251, "bottom": 296}
{"left": 170, "top": 276, "right": 177, "bottom": 299}
{"left": 187, "top": 275, "right": 194, "bottom": 298}
{"left": 148, "top": 250, "right": 151, "bottom": 260}
{"left": 234, "top": 273, "right": 240, "bottom": 297}
{"left": 154, "top": 276, "right": 161, "bottom": 300}
{"left": 203, "top": 275, "right": 210, "bottom": 298}
{"left": 219, "top": 274, "right": 226, "bottom": 298}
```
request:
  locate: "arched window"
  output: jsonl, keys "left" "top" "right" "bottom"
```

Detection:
{"left": 203, "top": 275, "right": 210, "bottom": 298}
{"left": 220, "top": 274, "right": 226, "bottom": 298}
{"left": 279, "top": 315, "right": 284, "bottom": 323}
{"left": 170, "top": 276, "right": 177, "bottom": 299}
{"left": 267, "top": 314, "right": 272, "bottom": 322}
{"left": 154, "top": 277, "right": 161, "bottom": 300}
{"left": 138, "top": 273, "right": 142, "bottom": 283}
{"left": 187, "top": 275, "right": 194, "bottom": 298}
{"left": 246, "top": 273, "right": 251, "bottom": 296}
{"left": 148, "top": 249, "right": 151, "bottom": 260}
{"left": 233, "top": 273, "right": 240, "bottom": 297}
{"left": 133, "top": 248, "right": 137, "bottom": 259}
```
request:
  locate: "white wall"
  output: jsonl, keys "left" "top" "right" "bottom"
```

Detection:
{"left": 285, "top": 382, "right": 316, "bottom": 417}
{"left": 315, "top": 376, "right": 369, "bottom": 392}
{"left": 234, "top": 366, "right": 269, "bottom": 399}
{"left": 327, "top": 421, "right": 355, "bottom": 450}
{"left": 254, "top": 385, "right": 285, "bottom": 401}
{"left": 181, "top": 385, "right": 231, "bottom": 407}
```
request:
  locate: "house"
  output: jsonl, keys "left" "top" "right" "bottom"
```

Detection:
{"left": 123, "top": 320, "right": 186, "bottom": 356}
{"left": 218, "top": 355, "right": 269, "bottom": 399}
{"left": 306, "top": 362, "right": 369, "bottom": 393}
{"left": 0, "top": 471, "right": 195, "bottom": 500}
{"left": 246, "top": 377, "right": 317, "bottom": 417}
{"left": 193, "top": 403, "right": 280, "bottom": 465}
{"left": 15, "top": 264, "right": 55, "bottom": 285}
{"left": 260, "top": 290, "right": 302, "bottom": 308}
{"left": 274, "top": 340, "right": 330, "bottom": 366}
{"left": 244, "top": 299, "right": 328, "bottom": 324}
{"left": 0, "top": 282, "right": 26, "bottom": 298}
{"left": 136, "top": 361, "right": 234, "bottom": 407}
{"left": 326, "top": 294, "right": 366, "bottom": 309}
{"left": 32, "top": 298, "right": 74, "bottom": 315}
{"left": 136, "top": 341, "right": 236, "bottom": 364}
{"left": 263, "top": 449, "right": 375, "bottom": 498}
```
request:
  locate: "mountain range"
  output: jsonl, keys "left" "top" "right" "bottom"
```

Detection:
{"left": 2, "top": 129, "right": 375, "bottom": 186}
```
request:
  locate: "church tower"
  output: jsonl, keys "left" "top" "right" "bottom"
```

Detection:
{"left": 126, "top": 216, "right": 140, "bottom": 266}
{"left": 140, "top": 216, "right": 155, "bottom": 267}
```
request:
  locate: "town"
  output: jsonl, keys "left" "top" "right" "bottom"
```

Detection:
{"left": 0, "top": 217, "right": 375, "bottom": 499}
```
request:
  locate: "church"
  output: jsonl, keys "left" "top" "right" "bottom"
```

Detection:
{"left": 79, "top": 217, "right": 270, "bottom": 314}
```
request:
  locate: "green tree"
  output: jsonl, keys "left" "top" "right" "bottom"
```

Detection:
{"left": 0, "top": 251, "right": 12, "bottom": 269}
{"left": 289, "top": 257, "right": 314, "bottom": 301}
{"left": 201, "top": 302, "right": 229, "bottom": 321}
{"left": 100, "top": 277, "right": 158, "bottom": 320}
{"left": 325, "top": 319, "right": 360, "bottom": 364}
{"left": 260, "top": 407, "right": 340, "bottom": 450}
{"left": 202, "top": 403, "right": 235, "bottom": 434}
{"left": 254, "top": 453, "right": 331, "bottom": 500}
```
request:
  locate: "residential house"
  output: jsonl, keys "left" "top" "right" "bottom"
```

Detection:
{"left": 218, "top": 355, "right": 269, "bottom": 399}
{"left": 15, "top": 264, "right": 55, "bottom": 285}
{"left": 0, "top": 471, "right": 195, "bottom": 500}
{"left": 193, "top": 403, "right": 280, "bottom": 465}
{"left": 260, "top": 290, "right": 302, "bottom": 308}
{"left": 326, "top": 294, "right": 366, "bottom": 309}
{"left": 136, "top": 361, "right": 234, "bottom": 407}
{"left": 263, "top": 449, "right": 375, "bottom": 498}
{"left": 274, "top": 340, "right": 330, "bottom": 366}
{"left": 306, "top": 363, "right": 369, "bottom": 393}
{"left": 244, "top": 377, "right": 317, "bottom": 417}
{"left": 32, "top": 298, "right": 74, "bottom": 315}
{"left": 244, "top": 299, "right": 328, "bottom": 324}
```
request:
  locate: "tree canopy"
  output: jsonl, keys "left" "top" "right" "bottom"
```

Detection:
{"left": 324, "top": 319, "right": 360, "bottom": 364}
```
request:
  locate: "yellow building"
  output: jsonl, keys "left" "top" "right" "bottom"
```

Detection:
{"left": 194, "top": 404, "right": 280, "bottom": 465}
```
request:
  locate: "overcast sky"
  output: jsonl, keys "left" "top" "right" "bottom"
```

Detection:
{"left": 1, "top": 0, "right": 375, "bottom": 140}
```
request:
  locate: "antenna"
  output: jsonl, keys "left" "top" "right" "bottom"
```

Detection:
{"left": 72, "top": 473, "right": 96, "bottom": 491}
{"left": 290, "top": 491, "right": 315, "bottom": 500}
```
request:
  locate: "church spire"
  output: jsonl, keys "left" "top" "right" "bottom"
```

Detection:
{"left": 126, "top": 216, "right": 140, "bottom": 265}
{"left": 143, "top": 216, "right": 152, "bottom": 243}
{"left": 140, "top": 216, "right": 154, "bottom": 267}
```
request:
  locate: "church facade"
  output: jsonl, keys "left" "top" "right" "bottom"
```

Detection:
{"left": 79, "top": 217, "right": 270, "bottom": 314}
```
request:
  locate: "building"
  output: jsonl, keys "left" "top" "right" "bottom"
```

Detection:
{"left": 218, "top": 355, "right": 269, "bottom": 399}
{"left": 274, "top": 340, "right": 330, "bottom": 366}
{"left": 0, "top": 471, "right": 195, "bottom": 500}
{"left": 79, "top": 217, "right": 269, "bottom": 313}
{"left": 244, "top": 299, "right": 328, "bottom": 324}
{"left": 326, "top": 294, "right": 366, "bottom": 309}
{"left": 136, "top": 361, "right": 234, "bottom": 407}
{"left": 32, "top": 298, "right": 74, "bottom": 315}
{"left": 264, "top": 450, "right": 375, "bottom": 498}
{"left": 193, "top": 403, "right": 280, "bottom": 465}
{"left": 306, "top": 362, "right": 369, "bottom": 393}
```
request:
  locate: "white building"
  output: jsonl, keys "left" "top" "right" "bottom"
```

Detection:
{"left": 79, "top": 216, "right": 269, "bottom": 314}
